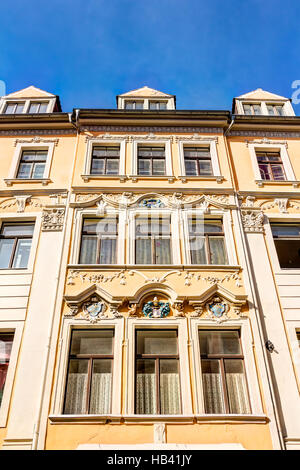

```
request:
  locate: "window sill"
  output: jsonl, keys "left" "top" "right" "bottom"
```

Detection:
{"left": 68, "top": 264, "right": 241, "bottom": 271}
{"left": 49, "top": 414, "right": 122, "bottom": 424}
{"left": 4, "top": 178, "right": 51, "bottom": 186}
{"left": 255, "top": 179, "right": 300, "bottom": 188}
{"left": 81, "top": 174, "right": 127, "bottom": 183}
{"left": 129, "top": 175, "right": 175, "bottom": 183}
{"left": 178, "top": 175, "right": 224, "bottom": 183}
{"left": 195, "top": 414, "right": 268, "bottom": 424}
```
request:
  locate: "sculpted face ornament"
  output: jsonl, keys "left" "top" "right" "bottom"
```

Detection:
{"left": 207, "top": 297, "right": 229, "bottom": 323}
{"left": 142, "top": 296, "right": 170, "bottom": 318}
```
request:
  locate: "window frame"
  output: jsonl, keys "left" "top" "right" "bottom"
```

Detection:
{"left": 79, "top": 216, "right": 119, "bottom": 265}
{"left": 16, "top": 149, "right": 48, "bottom": 180}
{"left": 0, "top": 221, "right": 35, "bottom": 269}
{"left": 0, "top": 98, "right": 53, "bottom": 114}
{"left": 124, "top": 100, "right": 144, "bottom": 110}
{"left": 265, "top": 215, "right": 300, "bottom": 273}
{"left": 131, "top": 139, "right": 173, "bottom": 181}
{"left": 256, "top": 150, "right": 286, "bottom": 181}
{"left": 178, "top": 139, "right": 222, "bottom": 181}
{"left": 82, "top": 138, "right": 126, "bottom": 182}
{"left": 242, "top": 103, "right": 262, "bottom": 115}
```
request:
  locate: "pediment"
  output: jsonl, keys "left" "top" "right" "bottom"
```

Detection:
{"left": 4, "top": 85, "right": 55, "bottom": 99}
{"left": 236, "top": 88, "right": 288, "bottom": 101}
{"left": 119, "top": 86, "right": 173, "bottom": 98}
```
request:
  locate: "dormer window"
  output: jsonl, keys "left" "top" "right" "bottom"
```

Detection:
{"left": 266, "top": 104, "right": 284, "bottom": 116}
{"left": 243, "top": 104, "right": 262, "bottom": 115}
{"left": 124, "top": 100, "right": 144, "bottom": 110}
{"left": 149, "top": 101, "right": 167, "bottom": 110}
{"left": 28, "top": 102, "right": 49, "bottom": 113}
{"left": 4, "top": 102, "right": 25, "bottom": 114}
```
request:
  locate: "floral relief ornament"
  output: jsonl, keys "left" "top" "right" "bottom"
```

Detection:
{"left": 241, "top": 210, "right": 264, "bottom": 233}
{"left": 42, "top": 208, "right": 65, "bottom": 231}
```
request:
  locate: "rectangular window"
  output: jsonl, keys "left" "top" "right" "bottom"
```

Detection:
{"left": 28, "top": 102, "right": 49, "bottom": 113}
{"left": 199, "top": 330, "right": 251, "bottom": 414}
{"left": 125, "top": 101, "right": 144, "bottom": 110}
{"left": 188, "top": 218, "right": 228, "bottom": 265}
{"left": 184, "top": 147, "right": 213, "bottom": 176}
{"left": 4, "top": 102, "right": 25, "bottom": 114}
{"left": 243, "top": 104, "right": 262, "bottom": 115}
{"left": 64, "top": 329, "right": 114, "bottom": 414}
{"left": 0, "top": 333, "right": 14, "bottom": 407}
{"left": 17, "top": 150, "right": 47, "bottom": 179}
{"left": 256, "top": 151, "right": 286, "bottom": 181}
{"left": 271, "top": 223, "right": 300, "bottom": 268}
{"left": 149, "top": 101, "right": 167, "bottom": 110}
{"left": 90, "top": 146, "right": 120, "bottom": 175}
{"left": 135, "top": 329, "right": 181, "bottom": 414}
{"left": 138, "top": 146, "right": 166, "bottom": 176}
{"left": 135, "top": 215, "right": 172, "bottom": 264}
{"left": 267, "top": 104, "right": 284, "bottom": 116}
{"left": 0, "top": 223, "right": 34, "bottom": 269}
{"left": 79, "top": 217, "right": 118, "bottom": 264}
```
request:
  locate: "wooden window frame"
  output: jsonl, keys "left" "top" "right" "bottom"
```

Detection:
{"left": 79, "top": 217, "right": 119, "bottom": 265}
{"left": 0, "top": 333, "right": 14, "bottom": 407}
{"left": 183, "top": 146, "right": 213, "bottom": 177}
{"left": 124, "top": 100, "right": 144, "bottom": 110}
{"left": 28, "top": 101, "right": 49, "bottom": 113}
{"left": 199, "top": 329, "right": 251, "bottom": 414}
{"left": 0, "top": 222, "right": 34, "bottom": 269}
{"left": 134, "top": 329, "right": 182, "bottom": 415}
{"left": 256, "top": 151, "right": 286, "bottom": 181}
{"left": 90, "top": 146, "right": 120, "bottom": 175}
{"left": 137, "top": 146, "right": 166, "bottom": 176}
{"left": 63, "top": 329, "right": 114, "bottom": 415}
{"left": 135, "top": 215, "right": 172, "bottom": 265}
{"left": 149, "top": 101, "right": 167, "bottom": 110}
{"left": 4, "top": 102, "right": 25, "bottom": 114}
{"left": 16, "top": 149, "right": 47, "bottom": 179}
{"left": 243, "top": 103, "right": 262, "bottom": 115}
{"left": 188, "top": 218, "right": 228, "bottom": 265}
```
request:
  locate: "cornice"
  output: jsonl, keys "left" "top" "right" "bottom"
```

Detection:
{"left": 81, "top": 125, "right": 224, "bottom": 133}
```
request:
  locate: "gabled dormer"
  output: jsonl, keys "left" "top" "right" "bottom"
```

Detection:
{"left": 0, "top": 86, "right": 62, "bottom": 114}
{"left": 233, "top": 88, "right": 295, "bottom": 117}
{"left": 117, "top": 86, "right": 176, "bottom": 110}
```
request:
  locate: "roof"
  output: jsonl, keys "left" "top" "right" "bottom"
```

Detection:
{"left": 3, "top": 85, "right": 56, "bottom": 99}
{"left": 236, "top": 88, "right": 289, "bottom": 101}
{"left": 118, "top": 86, "right": 174, "bottom": 98}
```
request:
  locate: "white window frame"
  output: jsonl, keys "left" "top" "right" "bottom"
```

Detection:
{"left": 82, "top": 138, "right": 126, "bottom": 182}
{"left": 190, "top": 318, "right": 263, "bottom": 415}
{"left": 178, "top": 139, "right": 222, "bottom": 181}
{"left": 0, "top": 321, "right": 24, "bottom": 427}
{"left": 0, "top": 98, "right": 54, "bottom": 115}
{"left": 131, "top": 139, "right": 173, "bottom": 180}
{"left": 128, "top": 208, "right": 181, "bottom": 265}
{"left": 181, "top": 209, "right": 237, "bottom": 266}
{"left": 247, "top": 142, "right": 296, "bottom": 185}
{"left": 236, "top": 100, "right": 294, "bottom": 117}
{"left": 5, "top": 142, "right": 55, "bottom": 185}
{"left": 51, "top": 319, "right": 123, "bottom": 417}
{"left": 71, "top": 208, "right": 126, "bottom": 266}
{"left": 125, "top": 318, "right": 193, "bottom": 416}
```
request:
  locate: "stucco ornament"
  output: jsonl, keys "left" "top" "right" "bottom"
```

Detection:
{"left": 42, "top": 208, "right": 65, "bottom": 231}
{"left": 207, "top": 296, "right": 229, "bottom": 323}
{"left": 241, "top": 210, "right": 264, "bottom": 233}
{"left": 83, "top": 298, "right": 108, "bottom": 323}
{"left": 142, "top": 297, "right": 170, "bottom": 318}
{"left": 139, "top": 198, "right": 165, "bottom": 208}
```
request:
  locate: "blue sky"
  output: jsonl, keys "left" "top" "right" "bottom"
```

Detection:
{"left": 0, "top": 0, "right": 299, "bottom": 112}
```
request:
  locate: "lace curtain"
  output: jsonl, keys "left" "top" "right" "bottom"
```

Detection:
{"left": 136, "top": 372, "right": 180, "bottom": 414}
{"left": 203, "top": 372, "right": 250, "bottom": 414}
{"left": 202, "top": 373, "right": 225, "bottom": 413}
{"left": 136, "top": 373, "right": 156, "bottom": 414}
{"left": 64, "top": 372, "right": 112, "bottom": 414}
{"left": 160, "top": 372, "right": 181, "bottom": 414}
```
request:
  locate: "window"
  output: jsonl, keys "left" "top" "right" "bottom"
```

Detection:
{"left": 138, "top": 146, "right": 166, "bottom": 176}
{"left": 199, "top": 330, "right": 250, "bottom": 414}
{"left": 297, "top": 331, "right": 300, "bottom": 348}
{"left": 243, "top": 104, "right": 262, "bottom": 115}
{"left": 64, "top": 329, "right": 114, "bottom": 414}
{"left": 188, "top": 218, "right": 228, "bottom": 265}
{"left": 0, "top": 223, "right": 34, "bottom": 269}
{"left": 135, "top": 329, "right": 181, "bottom": 414}
{"left": 271, "top": 224, "right": 300, "bottom": 268}
{"left": 267, "top": 104, "right": 284, "bottom": 116}
{"left": 90, "top": 146, "right": 120, "bottom": 175}
{"left": 135, "top": 215, "right": 172, "bottom": 264}
{"left": 256, "top": 151, "right": 286, "bottom": 181}
{"left": 149, "top": 101, "right": 167, "bottom": 110}
{"left": 184, "top": 147, "right": 213, "bottom": 176}
{"left": 0, "top": 333, "right": 14, "bottom": 407}
{"left": 4, "top": 102, "right": 25, "bottom": 114}
{"left": 16, "top": 150, "right": 47, "bottom": 179}
{"left": 79, "top": 217, "right": 118, "bottom": 264}
{"left": 125, "top": 100, "right": 144, "bottom": 110}
{"left": 28, "top": 102, "right": 49, "bottom": 113}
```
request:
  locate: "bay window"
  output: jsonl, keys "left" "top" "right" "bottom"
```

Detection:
{"left": 188, "top": 218, "right": 228, "bottom": 265}
{"left": 135, "top": 215, "right": 172, "bottom": 264}
{"left": 79, "top": 217, "right": 118, "bottom": 264}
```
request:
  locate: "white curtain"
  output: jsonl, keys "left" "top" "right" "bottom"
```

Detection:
{"left": 160, "top": 373, "right": 181, "bottom": 414}
{"left": 202, "top": 373, "right": 225, "bottom": 413}
{"left": 136, "top": 373, "right": 156, "bottom": 414}
{"left": 90, "top": 373, "right": 112, "bottom": 414}
{"left": 64, "top": 373, "right": 88, "bottom": 414}
{"left": 226, "top": 373, "right": 250, "bottom": 414}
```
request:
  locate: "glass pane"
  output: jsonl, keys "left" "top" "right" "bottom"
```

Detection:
{"left": 138, "top": 158, "right": 151, "bottom": 175}
{"left": 271, "top": 164, "right": 285, "bottom": 181}
{"left": 92, "top": 147, "right": 108, "bottom": 157}
{"left": 253, "top": 104, "right": 261, "bottom": 115}
{"left": 259, "top": 164, "right": 271, "bottom": 180}
{"left": 91, "top": 158, "right": 105, "bottom": 174}
{"left": 155, "top": 238, "right": 171, "bottom": 264}
{"left": 225, "top": 359, "right": 250, "bottom": 414}
{"left": 0, "top": 239, "right": 14, "bottom": 268}
{"left": 152, "top": 159, "right": 165, "bottom": 175}
{"left": 125, "top": 101, "right": 134, "bottom": 109}
{"left": 135, "top": 238, "right": 152, "bottom": 264}
{"left": 136, "top": 359, "right": 156, "bottom": 414}
{"left": 159, "top": 102, "right": 167, "bottom": 110}
{"left": 16, "top": 103, "right": 25, "bottom": 113}
{"left": 209, "top": 237, "right": 228, "bottom": 264}
{"left": 201, "top": 359, "right": 225, "bottom": 413}
{"left": 70, "top": 330, "right": 113, "bottom": 355}
{"left": 190, "top": 236, "right": 207, "bottom": 264}
{"left": 17, "top": 162, "right": 32, "bottom": 178}
{"left": 276, "top": 106, "right": 284, "bottom": 116}
{"left": 82, "top": 218, "right": 117, "bottom": 234}
{"left": 1, "top": 224, "right": 34, "bottom": 236}
{"left": 185, "top": 159, "right": 198, "bottom": 176}
{"left": 106, "top": 159, "right": 119, "bottom": 175}
{"left": 135, "top": 101, "right": 144, "bottom": 109}
{"left": 199, "top": 330, "right": 241, "bottom": 355}
{"left": 79, "top": 236, "right": 97, "bottom": 264}
{"left": 199, "top": 160, "right": 212, "bottom": 175}
{"left": 271, "top": 224, "right": 300, "bottom": 237}
{"left": 5, "top": 104, "right": 16, "bottom": 114}
{"left": 99, "top": 238, "right": 117, "bottom": 264}
{"left": 137, "top": 330, "right": 178, "bottom": 355}
{"left": 39, "top": 103, "right": 48, "bottom": 113}
{"left": 267, "top": 105, "right": 275, "bottom": 115}
{"left": 160, "top": 359, "right": 181, "bottom": 414}
{"left": 64, "top": 359, "right": 89, "bottom": 414}
{"left": 243, "top": 105, "right": 251, "bottom": 115}
{"left": 149, "top": 102, "right": 157, "bottom": 110}
{"left": 204, "top": 222, "right": 223, "bottom": 233}
{"left": 274, "top": 239, "right": 300, "bottom": 268}
{"left": 12, "top": 239, "right": 32, "bottom": 268}
{"left": 89, "top": 359, "right": 112, "bottom": 414}
{"left": 0, "top": 334, "right": 14, "bottom": 363}
{"left": 32, "top": 163, "right": 45, "bottom": 179}
{"left": 29, "top": 103, "right": 39, "bottom": 113}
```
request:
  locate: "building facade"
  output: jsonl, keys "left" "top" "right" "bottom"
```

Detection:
{"left": 0, "top": 85, "right": 299, "bottom": 450}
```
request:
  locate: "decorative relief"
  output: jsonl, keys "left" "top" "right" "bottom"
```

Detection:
{"left": 245, "top": 138, "right": 288, "bottom": 148}
{"left": 139, "top": 198, "right": 165, "bottom": 208}
{"left": 172, "top": 301, "right": 185, "bottom": 317}
{"left": 82, "top": 299, "right": 108, "bottom": 323}
{"left": 14, "top": 136, "right": 59, "bottom": 146}
{"left": 241, "top": 210, "right": 264, "bottom": 233}
{"left": 42, "top": 208, "right": 65, "bottom": 231}
{"left": 0, "top": 196, "right": 43, "bottom": 212}
{"left": 142, "top": 297, "right": 170, "bottom": 318}
{"left": 82, "top": 126, "right": 223, "bottom": 134}
{"left": 207, "top": 297, "right": 229, "bottom": 323}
